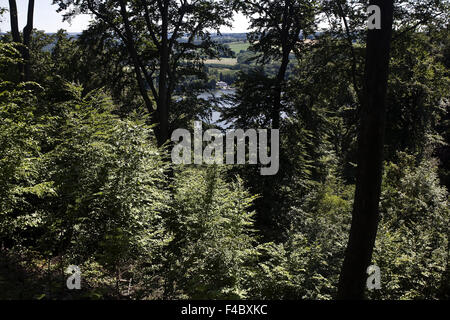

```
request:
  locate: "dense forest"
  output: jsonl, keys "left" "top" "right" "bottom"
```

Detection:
{"left": 0, "top": 0, "right": 449, "bottom": 300}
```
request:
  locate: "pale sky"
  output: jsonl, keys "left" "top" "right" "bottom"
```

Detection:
{"left": 0, "top": 0, "right": 249, "bottom": 33}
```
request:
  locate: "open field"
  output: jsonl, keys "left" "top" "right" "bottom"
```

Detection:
{"left": 204, "top": 57, "right": 238, "bottom": 65}
{"left": 227, "top": 41, "right": 250, "bottom": 53}
{"left": 210, "top": 67, "right": 239, "bottom": 74}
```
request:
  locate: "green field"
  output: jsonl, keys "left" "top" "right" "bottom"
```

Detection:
{"left": 203, "top": 41, "right": 249, "bottom": 66}
{"left": 204, "top": 57, "right": 237, "bottom": 66}
{"left": 227, "top": 41, "right": 250, "bottom": 54}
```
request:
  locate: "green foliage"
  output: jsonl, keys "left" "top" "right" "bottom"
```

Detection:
{"left": 0, "top": 43, "right": 22, "bottom": 76}
{"left": 0, "top": 79, "right": 172, "bottom": 297}
{"left": 0, "top": 42, "right": 47, "bottom": 243}
{"left": 386, "top": 33, "right": 450, "bottom": 159}
{"left": 241, "top": 0, "right": 318, "bottom": 63}
{"left": 43, "top": 87, "right": 170, "bottom": 266}
{"left": 221, "top": 67, "right": 275, "bottom": 127}
{"left": 246, "top": 173, "right": 353, "bottom": 299}
{"left": 371, "top": 153, "right": 450, "bottom": 299}
{"left": 1, "top": 0, "right": 449, "bottom": 301}
{"left": 165, "top": 166, "right": 258, "bottom": 299}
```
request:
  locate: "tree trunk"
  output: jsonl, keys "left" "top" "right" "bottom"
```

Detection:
{"left": 22, "top": 0, "right": 34, "bottom": 81}
{"left": 8, "top": 0, "right": 34, "bottom": 81}
{"left": 337, "top": 0, "right": 394, "bottom": 299}
{"left": 157, "top": 1, "right": 170, "bottom": 146}
{"left": 118, "top": 0, "right": 156, "bottom": 129}
{"left": 8, "top": 0, "right": 20, "bottom": 43}
{"left": 272, "top": 47, "right": 290, "bottom": 129}
{"left": 8, "top": 0, "right": 22, "bottom": 78}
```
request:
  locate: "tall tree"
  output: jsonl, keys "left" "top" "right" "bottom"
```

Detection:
{"left": 7, "top": 0, "right": 20, "bottom": 43}
{"left": 7, "top": 0, "right": 35, "bottom": 81}
{"left": 54, "top": 0, "right": 232, "bottom": 146}
{"left": 337, "top": 0, "right": 395, "bottom": 299}
{"left": 238, "top": 0, "right": 318, "bottom": 129}
{"left": 22, "top": 0, "right": 34, "bottom": 81}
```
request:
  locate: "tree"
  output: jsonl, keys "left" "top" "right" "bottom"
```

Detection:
{"left": 165, "top": 166, "right": 257, "bottom": 299}
{"left": 7, "top": 0, "right": 35, "bottom": 81}
{"left": 372, "top": 153, "right": 450, "bottom": 299}
{"left": 337, "top": 0, "right": 395, "bottom": 299}
{"left": 238, "top": 0, "right": 318, "bottom": 129}
{"left": 54, "top": 0, "right": 233, "bottom": 146}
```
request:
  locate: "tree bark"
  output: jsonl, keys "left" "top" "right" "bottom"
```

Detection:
{"left": 8, "top": 0, "right": 20, "bottom": 43}
{"left": 119, "top": 0, "right": 169, "bottom": 146}
{"left": 7, "top": 0, "right": 34, "bottom": 81}
{"left": 157, "top": 0, "right": 170, "bottom": 146}
{"left": 337, "top": 0, "right": 394, "bottom": 299}
{"left": 8, "top": 0, "right": 22, "bottom": 78}
{"left": 272, "top": 48, "right": 289, "bottom": 129}
{"left": 117, "top": 0, "right": 158, "bottom": 134}
{"left": 22, "top": 0, "right": 34, "bottom": 81}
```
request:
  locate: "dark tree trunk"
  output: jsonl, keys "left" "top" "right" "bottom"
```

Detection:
{"left": 8, "top": 0, "right": 34, "bottom": 81}
{"left": 22, "top": 0, "right": 34, "bottom": 81}
{"left": 157, "top": 0, "right": 170, "bottom": 146}
{"left": 8, "top": 0, "right": 20, "bottom": 43}
{"left": 337, "top": 0, "right": 394, "bottom": 299}
{"left": 272, "top": 49, "right": 289, "bottom": 129}
{"left": 118, "top": 0, "right": 170, "bottom": 147}
{"left": 118, "top": 0, "right": 156, "bottom": 134}
{"left": 8, "top": 0, "right": 22, "bottom": 78}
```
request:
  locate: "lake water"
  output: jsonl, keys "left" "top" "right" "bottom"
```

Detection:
{"left": 197, "top": 88, "right": 236, "bottom": 128}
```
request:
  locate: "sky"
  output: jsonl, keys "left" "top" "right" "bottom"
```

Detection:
{"left": 0, "top": 0, "right": 249, "bottom": 33}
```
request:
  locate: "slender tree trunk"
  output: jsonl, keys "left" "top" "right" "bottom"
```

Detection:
{"left": 118, "top": 0, "right": 169, "bottom": 147}
{"left": 8, "top": 0, "right": 20, "bottom": 43}
{"left": 8, "top": 0, "right": 34, "bottom": 81}
{"left": 337, "top": 0, "right": 394, "bottom": 299}
{"left": 158, "top": 1, "right": 170, "bottom": 146}
{"left": 8, "top": 0, "right": 22, "bottom": 79}
{"left": 22, "top": 0, "right": 34, "bottom": 81}
{"left": 118, "top": 0, "right": 156, "bottom": 126}
{"left": 272, "top": 47, "right": 290, "bottom": 129}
